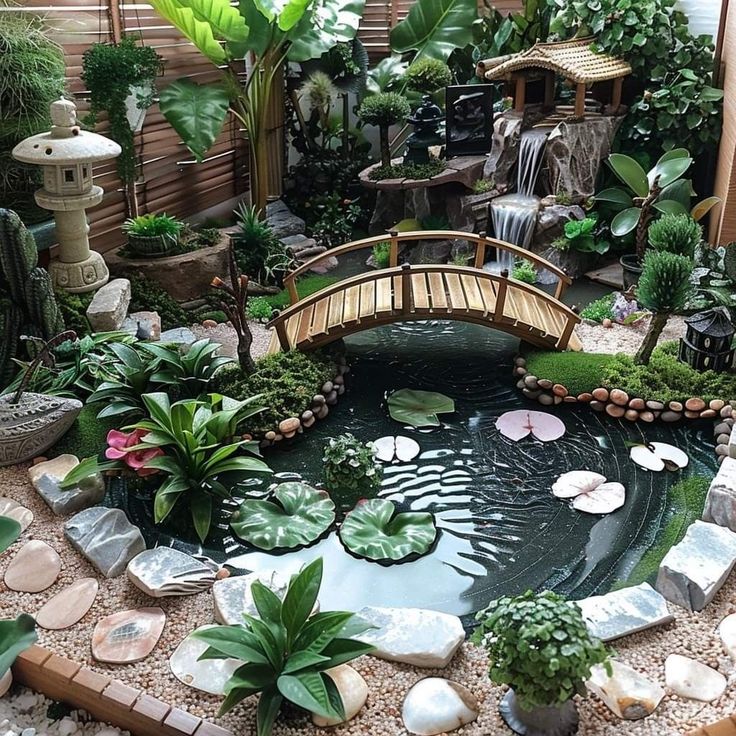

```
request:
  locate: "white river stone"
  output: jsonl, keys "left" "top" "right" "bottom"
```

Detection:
{"left": 664, "top": 654, "right": 726, "bottom": 702}
{"left": 213, "top": 571, "right": 289, "bottom": 624}
{"left": 718, "top": 613, "right": 736, "bottom": 661}
{"left": 169, "top": 625, "right": 239, "bottom": 695}
{"left": 402, "top": 678, "right": 478, "bottom": 735}
{"left": 586, "top": 660, "right": 665, "bottom": 719}
{"left": 312, "top": 665, "right": 368, "bottom": 727}
{"left": 127, "top": 547, "right": 216, "bottom": 597}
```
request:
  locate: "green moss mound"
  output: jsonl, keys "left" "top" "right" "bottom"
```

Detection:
{"left": 262, "top": 274, "right": 339, "bottom": 311}
{"left": 212, "top": 350, "right": 337, "bottom": 436}
{"left": 48, "top": 404, "right": 118, "bottom": 459}
{"left": 129, "top": 276, "right": 190, "bottom": 331}
{"left": 524, "top": 352, "right": 615, "bottom": 396}
{"left": 54, "top": 289, "right": 93, "bottom": 337}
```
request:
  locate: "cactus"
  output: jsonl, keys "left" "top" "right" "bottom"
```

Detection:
{"left": 0, "top": 209, "right": 64, "bottom": 386}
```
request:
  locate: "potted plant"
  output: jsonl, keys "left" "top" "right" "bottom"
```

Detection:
{"left": 595, "top": 150, "right": 717, "bottom": 288}
{"left": 471, "top": 589, "right": 610, "bottom": 736}
{"left": 122, "top": 213, "right": 184, "bottom": 257}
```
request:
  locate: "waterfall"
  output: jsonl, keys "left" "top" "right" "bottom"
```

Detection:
{"left": 490, "top": 194, "right": 539, "bottom": 272}
{"left": 516, "top": 129, "right": 548, "bottom": 197}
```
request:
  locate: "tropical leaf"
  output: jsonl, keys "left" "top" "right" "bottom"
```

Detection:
{"left": 282, "top": 558, "right": 322, "bottom": 643}
{"left": 177, "top": 0, "right": 249, "bottom": 43}
{"left": 389, "top": 0, "right": 477, "bottom": 62}
{"left": 365, "top": 55, "right": 407, "bottom": 94}
{"left": 607, "top": 154, "right": 648, "bottom": 198}
{"left": 230, "top": 483, "right": 336, "bottom": 550}
{"left": 387, "top": 388, "right": 455, "bottom": 427}
{"left": 692, "top": 196, "right": 720, "bottom": 222}
{"left": 277, "top": 671, "right": 342, "bottom": 719}
{"left": 159, "top": 78, "right": 231, "bottom": 162}
{"left": 594, "top": 188, "right": 633, "bottom": 211}
{"left": 0, "top": 614, "right": 37, "bottom": 676}
{"left": 648, "top": 157, "right": 692, "bottom": 189}
{"left": 288, "top": 0, "right": 366, "bottom": 62}
{"left": 0, "top": 517, "right": 21, "bottom": 555}
{"left": 611, "top": 207, "right": 641, "bottom": 237}
{"left": 339, "top": 498, "right": 437, "bottom": 561}
{"left": 653, "top": 200, "right": 689, "bottom": 216}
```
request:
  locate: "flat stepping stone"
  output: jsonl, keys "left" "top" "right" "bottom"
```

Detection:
{"left": 64, "top": 507, "right": 145, "bottom": 578}
{"left": 586, "top": 660, "right": 664, "bottom": 719}
{"left": 169, "top": 625, "right": 239, "bottom": 695}
{"left": 575, "top": 583, "right": 674, "bottom": 641}
{"left": 127, "top": 547, "right": 216, "bottom": 597}
{"left": 656, "top": 519, "right": 736, "bottom": 611}
{"left": 4, "top": 540, "right": 61, "bottom": 592}
{"left": 28, "top": 455, "right": 105, "bottom": 515}
{"left": 665, "top": 654, "right": 726, "bottom": 702}
{"left": 0, "top": 497, "right": 33, "bottom": 531}
{"left": 402, "top": 678, "right": 478, "bottom": 736}
{"left": 703, "top": 457, "right": 736, "bottom": 532}
{"left": 92, "top": 607, "right": 166, "bottom": 663}
{"left": 36, "top": 578, "right": 99, "bottom": 630}
{"left": 356, "top": 606, "right": 464, "bottom": 668}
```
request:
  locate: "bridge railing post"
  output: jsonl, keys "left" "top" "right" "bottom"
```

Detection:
{"left": 388, "top": 229, "right": 399, "bottom": 268}
{"left": 401, "top": 262, "right": 411, "bottom": 314}
{"left": 272, "top": 310, "right": 290, "bottom": 350}
{"left": 284, "top": 271, "right": 299, "bottom": 305}
{"left": 553, "top": 269, "right": 567, "bottom": 300}
{"left": 495, "top": 268, "right": 508, "bottom": 321}
{"left": 474, "top": 231, "right": 487, "bottom": 270}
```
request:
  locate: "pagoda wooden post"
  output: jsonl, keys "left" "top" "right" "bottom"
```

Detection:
{"left": 611, "top": 77, "right": 623, "bottom": 111}
{"left": 544, "top": 72, "right": 556, "bottom": 109}
{"left": 514, "top": 76, "right": 527, "bottom": 112}
{"left": 574, "top": 82, "right": 586, "bottom": 118}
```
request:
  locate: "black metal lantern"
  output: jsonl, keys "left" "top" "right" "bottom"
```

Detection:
{"left": 404, "top": 95, "right": 444, "bottom": 165}
{"left": 678, "top": 307, "right": 735, "bottom": 372}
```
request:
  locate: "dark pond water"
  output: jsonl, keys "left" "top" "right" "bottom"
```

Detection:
{"left": 122, "top": 314, "right": 717, "bottom": 622}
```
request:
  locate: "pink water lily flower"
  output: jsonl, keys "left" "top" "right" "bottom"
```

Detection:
{"left": 106, "top": 429, "right": 164, "bottom": 477}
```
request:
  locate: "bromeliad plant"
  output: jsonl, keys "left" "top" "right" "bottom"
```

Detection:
{"left": 192, "top": 558, "right": 374, "bottom": 736}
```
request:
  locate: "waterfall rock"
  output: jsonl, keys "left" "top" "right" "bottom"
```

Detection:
{"left": 575, "top": 583, "right": 674, "bottom": 641}
{"left": 703, "top": 457, "right": 736, "bottom": 532}
{"left": 664, "top": 654, "right": 727, "bottom": 701}
{"left": 312, "top": 665, "right": 369, "bottom": 726}
{"left": 484, "top": 112, "right": 524, "bottom": 191}
{"left": 127, "top": 547, "right": 217, "bottom": 597}
{"left": 656, "top": 520, "right": 736, "bottom": 611}
{"left": 64, "top": 507, "right": 146, "bottom": 578}
{"left": 545, "top": 117, "right": 621, "bottom": 199}
{"left": 28, "top": 454, "right": 105, "bottom": 515}
{"left": 402, "top": 678, "right": 478, "bottom": 735}
{"left": 356, "top": 607, "right": 464, "bottom": 668}
{"left": 586, "top": 660, "right": 664, "bottom": 719}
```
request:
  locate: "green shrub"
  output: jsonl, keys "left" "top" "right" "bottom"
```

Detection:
{"left": 648, "top": 213, "right": 702, "bottom": 258}
{"left": 580, "top": 293, "right": 614, "bottom": 323}
{"left": 246, "top": 297, "right": 273, "bottom": 321}
{"left": 123, "top": 213, "right": 183, "bottom": 238}
{"left": 54, "top": 289, "right": 93, "bottom": 337}
{"left": 322, "top": 433, "right": 382, "bottom": 496}
{"left": 525, "top": 351, "right": 615, "bottom": 396}
{"left": 472, "top": 179, "right": 494, "bottom": 194}
{"left": 372, "top": 241, "right": 391, "bottom": 269}
{"left": 357, "top": 92, "right": 411, "bottom": 127}
{"left": 211, "top": 350, "right": 337, "bottom": 436}
{"left": 405, "top": 57, "right": 452, "bottom": 93}
{"left": 48, "top": 403, "right": 118, "bottom": 459}
{"left": 512, "top": 260, "right": 536, "bottom": 284}
{"left": 128, "top": 275, "right": 189, "bottom": 331}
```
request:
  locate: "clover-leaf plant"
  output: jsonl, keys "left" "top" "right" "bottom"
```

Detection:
{"left": 322, "top": 433, "right": 383, "bottom": 497}
{"left": 192, "top": 558, "right": 374, "bottom": 736}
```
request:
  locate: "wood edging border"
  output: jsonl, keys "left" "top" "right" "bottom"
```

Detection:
{"left": 12, "top": 644, "right": 233, "bottom": 736}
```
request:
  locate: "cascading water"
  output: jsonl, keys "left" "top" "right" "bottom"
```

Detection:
{"left": 489, "top": 128, "right": 548, "bottom": 272}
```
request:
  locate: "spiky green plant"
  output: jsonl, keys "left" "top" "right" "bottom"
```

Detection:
{"left": 648, "top": 213, "right": 702, "bottom": 258}
{"left": 0, "top": 10, "right": 66, "bottom": 223}
{"left": 635, "top": 250, "right": 693, "bottom": 365}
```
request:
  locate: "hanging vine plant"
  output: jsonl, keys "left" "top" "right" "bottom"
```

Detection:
{"left": 81, "top": 36, "right": 164, "bottom": 184}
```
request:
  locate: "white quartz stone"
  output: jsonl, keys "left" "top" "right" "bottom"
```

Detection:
{"left": 213, "top": 571, "right": 290, "bottom": 625}
{"left": 664, "top": 654, "right": 726, "bottom": 702}
{"left": 402, "top": 678, "right": 478, "bottom": 736}
{"left": 169, "top": 625, "right": 239, "bottom": 695}
{"left": 127, "top": 547, "right": 216, "bottom": 597}
{"left": 719, "top": 613, "right": 736, "bottom": 661}
{"left": 312, "top": 665, "right": 368, "bottom": 727}
{"left": 586, "top": 660, "right": 665, "bottom": 719}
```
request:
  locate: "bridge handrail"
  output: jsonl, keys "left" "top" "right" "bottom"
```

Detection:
{"left": 269, "top": 263, "right": 580, "bottom": 333}
{"left": 283, "top": 230, "right": 572, "bottom": 304}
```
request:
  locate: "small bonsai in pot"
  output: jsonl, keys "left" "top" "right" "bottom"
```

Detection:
{"left": 357, "top": 92, "right": 411, "bottom": 167}
{"left": 472, "top": 590, "right": 610, "bottom": 736}
{"left": 122, "top": 213, "right": 183, "bottom": 257}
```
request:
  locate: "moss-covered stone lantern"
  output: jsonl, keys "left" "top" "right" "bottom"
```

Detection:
{"left": 12, "top": 98, "right": 121, "bottom": 293}
{"left": 678, "top": 307, "right": 735, "bottom": 372}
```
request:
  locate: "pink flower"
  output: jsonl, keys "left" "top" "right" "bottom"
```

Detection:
{"left": 106, "top": 429, "right": 164, "bottom": 477}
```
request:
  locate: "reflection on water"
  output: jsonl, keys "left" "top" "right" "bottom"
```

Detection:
{"left": 123, "top": 319, "right": 716, "bottom": 622}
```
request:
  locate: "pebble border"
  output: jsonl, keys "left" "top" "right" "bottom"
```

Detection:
{"left": 512, "top": 356, "right": 735, "bottom": 461}
{"left": 11, "top": 644, "right": 232, "bottom": 736}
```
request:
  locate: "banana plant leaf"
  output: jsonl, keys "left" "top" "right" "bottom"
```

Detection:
{"left": 339, "top": 498, "right": 436, "bottom": 561}
{"left": 230, "top": 482, "right": 336, "bottom": 550}
{"left": 0, "top": 517, "right": 21, "bottom": 555}
{"left": 387, "top": 388, "right": 455, "bottom": 427}
{"left": 288, "top": 0, "right": 366, "bottom": 62}
{"left": 159, "top": 79, "right": 231, "bottom": 162}
{"left": 0, "top": 614, "right": 37, "bottom": 677}
{"left": 389, "top": 0, "right": 477, "bottom": 62}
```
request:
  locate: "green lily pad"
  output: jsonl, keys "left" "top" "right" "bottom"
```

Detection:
{"left": 0, "top": 516, "right": 21, "bottom": 555}
{"left": 339, "top": 498, "right": 437, "bottom": 561}
{"left": 230, "top": 482, "right": 336, "bottom": 550}
{"left": 387, "top": 388, "right": 455, "bottom": 427}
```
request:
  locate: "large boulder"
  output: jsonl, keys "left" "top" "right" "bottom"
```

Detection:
{"left": 266, "top": 199, "right": 306, "bottom": 240}
{"left": 483, "top": 112, "right": 524, "bottom": 191}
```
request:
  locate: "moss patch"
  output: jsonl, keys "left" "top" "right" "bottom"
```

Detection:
{"left": 262, "top": 274, "right": 339, "bottom": 311}
{"left": 48, "top": 404, "right": 118, "bottom": 459}
{"left": 524, "top": 351, "right": 615, "bottom": 396}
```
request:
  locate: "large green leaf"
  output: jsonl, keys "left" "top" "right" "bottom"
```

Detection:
{"left": 339, "top": 498, "right": 437, "bottom": 561}
{"left": 653, "top": 200, "right": 689, "bottom": 217}
{"left": 277, "top": 671, "right": 343, "bottom": 720}
{"left": 607, "top": 154, "right": 649, "bottom": 198}
{"left": 389, "top": 0, "right": 476, "bottom": 62}
{"left": 0, "top": 517, "right": 21, "bottom": 555}
{"left": 387, "top": 388, "right": 455, "bottom": 427}
{"left": 595, "top": 188, "right": 633, "bottom": 211}
{"left": 150, "top": 0, "right": 229, "bottom": 63}
{"left": 288, "top": 0, "right": 366, "bottom": 62}
{"left": 230, "top": 482, "right": 336, "bottom": 550}
{"left": 159, "top": 78, "right": 230, "bottom": 163}
{"left": 648, "top": 157, "right": 692, "bottom": 189}
{"left": 192, "top": 625, "right": 270, "bottom": 664}
{"left": 177, "top": 0, "right": 249, "bottom": 44}
{"left": 692, "top": 196, "right": 720, "bottom": 222}
{"left": 282, "top": 558, "right": 322, "bottom": 643}
{"left": 611, "top": 207, "right": 642, "bottom": 237}
{"left": 0, "top": 614, "right": 37, "bottom": 676}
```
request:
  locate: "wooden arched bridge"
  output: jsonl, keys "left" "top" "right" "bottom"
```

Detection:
{"left": 267, "top": 230, "right": 582, "bottom": 354}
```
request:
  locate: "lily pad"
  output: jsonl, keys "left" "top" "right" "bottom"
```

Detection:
{"left": 551, "top": 472, "right": 626, "bottom": 515}
{"left": 373, "top": 436, "right": 421, "bottom": 463}
{"left": 0, "top": 516, "right": 21, "bottom": 555}
{"left": 339, "top": 498, "right": 437, "bottom": 561}
{"left": 552, "top": 471, "right": 607, "bottom": 499}
{"left": 387, "top": 389, "right": 455, "bottom": 427}
{"left": 230, "top": 482, "right": 336, "bottom": 550}
{"left": 496, "top": 410, "right": 566, "bottom": 442}
{"left": 630, "top": 442, "right": 689, "bottom": 472}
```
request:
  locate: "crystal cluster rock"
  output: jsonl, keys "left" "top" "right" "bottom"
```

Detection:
{"left": 127, "top": 547, "right": 216, "bottom": 597}
{"left": 402, "top": 678, "right": 478, "bottom": 736}
{"left": 28, "top": 454, "right": 105, "bottom": 515}
{"left": 64, "top": 507, "right": 145, "bottom": 578}
{"left": 703, "top": 457, "right": 736, "bottom": 532}
{"left": 586, "top": 660, "right": 664, "bottom": 719}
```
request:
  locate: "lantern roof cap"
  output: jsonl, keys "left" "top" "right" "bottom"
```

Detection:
{"left": 685, "top": 307, "right": 736, "bottom": 338}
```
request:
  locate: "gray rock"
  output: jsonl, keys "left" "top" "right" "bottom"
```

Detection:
{"left": 122, "top": 310, "right": 161, "bottom": 341}
{"left": 266, "top": 199, "right": 305, "bottom": 239}
{"left": 127, "top": 547, "right": 217, "bottom": 597}
{"left": 159, "top": 327, "right": 197, "bottom": 346}
{"left": 213, "top": 571, "right": 291, "bottom": 624}
{"left": 483, "top": 112, "right": 523, "bottom": 190}
{"left": 64, "top": 507, "right": 145, "bottom": 578}
{"left": 28, "top": 454, "right": 105, "bottom": 515}
{"left": 656, "top": 520, "right": 736, "bottom": 611}
{"left": 86, "top": 278, "right": 131, "bottom": 331}
{"left": 575, "top": 583, "right": 674, "bottom": 642}
{"left": 357, "top": 606, "right": 464, "bottom": 668}
{"left": 280, "top": 234, "right": 317, "bottom": 253}
{"left": 703, "top": 457, "right": 736, "bottom": 531}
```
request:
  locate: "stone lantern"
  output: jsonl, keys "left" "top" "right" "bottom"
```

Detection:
{"left": 12, "top": 98, "right": 121, "bottom": 293}
{"left": 404, "top": 95, "right": 444, "bottom": 165}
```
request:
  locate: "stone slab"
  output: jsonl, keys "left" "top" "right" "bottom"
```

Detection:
{"left": 656, "top": 520, "right": 736, "bottom": 611}
{"left": 703, "top": 457, "right": 736, "bottom": 531}
{"left": 127, "top": 547, "right": 216, "bottom": 597}
{"left": 575, "top": 583, "right": 674, "bottom": 642}
{"left": 86, "top": 278, "right": 131, "bottom": 331}
{"left": 28, "top": 454, "right": 105, "bottom": 515}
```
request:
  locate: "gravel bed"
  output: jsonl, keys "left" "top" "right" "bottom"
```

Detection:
{"left": 1, "top": 463, "right": 735, "bottom": 735}
{"left": 576, "top": 315, "right": 687, "bottom": 356}
{"left": 188, "top": 320, "right": 272, "bottom": 360}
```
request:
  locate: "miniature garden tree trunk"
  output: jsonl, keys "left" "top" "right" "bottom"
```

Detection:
{"left": 635, "top": 250, "right": 694, "bottom": 365}
{"left": 379, "top": 123, "right": 391, "bottom": 167}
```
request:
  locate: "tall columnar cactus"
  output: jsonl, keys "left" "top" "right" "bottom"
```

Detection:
{"left": 0, "top": 209, "right": 64, "bottom": 386}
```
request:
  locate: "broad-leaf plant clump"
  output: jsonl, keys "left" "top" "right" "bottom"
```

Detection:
{"left": 322, "top": 433, "right": 383, "bottom": 497}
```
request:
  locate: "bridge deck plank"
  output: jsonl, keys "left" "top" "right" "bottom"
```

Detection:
{"left": 359, "top": 282, "right": 375, "bottom": 320}
{"left": 392, "top": 276, "right": 403, "bottom": 312}
{"left": 477, "top": 278, "right": 497, "bottom": 316}
{"left": 412, "top": 273, "right": 430, "bottom": 310}
{"left": 427, "top": 272, "right": 448, "bottom": 312}
{"left": 444, "top": 273, "right": 468, "bottom": 312}
{"left": 375, "top": 278, "right": 392, "bottom": 314}
{"left": 460, "top": 274, "right": 485, "bottom": 315}
{"left": 296, "top": 304, "right": 315, "bottom": 346}
{"left": 343, "top": 285, "right": 361, "bottom": 325}
{"left": 312, "top": 298, "right": 330, "bottom": 337}
{"left": 328, "top": 292, "right": 344, "bottom": 329}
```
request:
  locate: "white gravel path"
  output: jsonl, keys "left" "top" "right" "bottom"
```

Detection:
{"left": 577, "top": 315, "right": 688, "bottom": 356}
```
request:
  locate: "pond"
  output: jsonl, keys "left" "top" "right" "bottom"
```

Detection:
{"left": 120, "top": 317, "right": 717, "bottom": 623}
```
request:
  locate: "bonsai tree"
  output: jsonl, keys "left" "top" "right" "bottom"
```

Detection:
{"left": 635, "top": 250, "right": 693, "bottom": 365}
{"left": 405, "top": 57, "right": 453, "bottom": 94}
{"left": 472, "top": 590, "right": 610, "bottom": 734}
{"left": 647, "top": 213, "right": 702, "bottom": 258}
{"left": 357, "top": 93, "right": 411, "bottom": 167}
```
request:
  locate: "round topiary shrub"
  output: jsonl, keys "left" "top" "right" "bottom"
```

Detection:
{"left": 648, "top": 213, "right": 702, "bottom": 258}
{"left": 357, "top": 93, "right": 411, "bottom": 167}
{"left": 405, "top": 57, "right": 453, "bottom": 93}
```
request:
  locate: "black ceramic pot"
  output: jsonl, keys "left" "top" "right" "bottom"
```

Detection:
{"left": 499, "top": 690, "right": 579, "bottom": 736}
{"left": 620, "top": 253, "right": 642, "bottom": 290}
